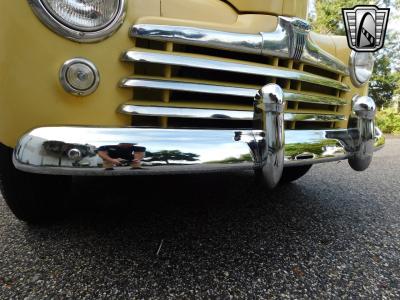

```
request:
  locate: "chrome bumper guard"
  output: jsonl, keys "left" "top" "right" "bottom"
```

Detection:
{"left": 13, "top": 85, "right": 384, "bottom": 187}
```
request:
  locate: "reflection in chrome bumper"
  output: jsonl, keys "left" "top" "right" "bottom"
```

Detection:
{"left": 13, "top": 126, "right": 385, "bottom": 176}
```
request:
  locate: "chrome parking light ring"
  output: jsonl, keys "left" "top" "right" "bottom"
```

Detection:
{"left": 27, "top": 0, "right": 127, "bottom": 42}
{"left": 59, "top": 58, "right": 100, "bottom": 96}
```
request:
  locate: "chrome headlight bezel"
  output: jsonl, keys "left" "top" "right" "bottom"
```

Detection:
{"left": 27, "top": 0, "right": 127, "bottom": 43}
{"left": 349, "top": 51, "right": 374, "bottom": 87}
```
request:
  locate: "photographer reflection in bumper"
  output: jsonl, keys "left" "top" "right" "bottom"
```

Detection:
{"left": 97, "top": 143, "right": 146, "bottom": 170}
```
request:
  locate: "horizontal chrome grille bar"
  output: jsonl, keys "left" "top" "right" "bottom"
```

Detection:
{"left": 284, "top": 91, "right": 347, "bottom": 106}
{"left": 131, "top": 24, "right": 263, "bottom": 55}
{"left": 121, "top": 50, "right": 350, "bottom": 91}
{"left": 120, "top": 105, "right": 252, "bottom": 120}
{"left": 119, "top": 104, "right": 346, "bottom": 122}
{"left": 120, "top": 77, "right": 255, "bottom": 97}
{"left": 120, "top": 77, "right": 348, "bottom": 105}
{"left": 284, "top": 113, "right": 346, "bottom": 122}
{"left": 131, "top": 21, "right": 349, "bottom": 76}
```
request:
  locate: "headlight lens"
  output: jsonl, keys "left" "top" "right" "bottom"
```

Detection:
{"left": 42, "top": 0, "right": 120, "bottom": 31}
{"left": 28, "top": 0, "right": 126, "bottom": 42}
{"left": 350, "top": 51, "right": 374, "bottom": 87}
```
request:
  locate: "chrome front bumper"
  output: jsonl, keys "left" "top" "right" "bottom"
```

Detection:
{"left": 13, "top": 125, "right": 385, "bottom": 174}
{"left": 13, "top": 85, "right": 385, "bottom": 188}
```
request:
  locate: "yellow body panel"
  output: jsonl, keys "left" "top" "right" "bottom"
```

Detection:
{"left": 0, "top": 0, "right": 360, "bottom": 148}
{"left": 226, "top": 0, "right": 308, "bottom": 19}
{"left": 161, "top": 0, "right": 237, "bottom": 24}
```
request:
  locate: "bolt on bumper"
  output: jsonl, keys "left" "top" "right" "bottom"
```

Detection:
{"left": 13, "top": 85, "right": 383, "bottom": 187}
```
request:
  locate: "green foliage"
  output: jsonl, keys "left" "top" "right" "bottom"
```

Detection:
{"left": 376, "top": 109, "right": 400, "bottom": 134}
{"left": 370, "top": 55, "right": 399, "bottom": 107}
{"left": 312, "top": 0, "right": 374, "bottom": 35}
{"left": 285, "top": 140, "right": 336, "bottom": 158}
{"left": 207, "top": 154, "right": 253, "bottom": 164}
{"left": 145, "top": 150, "right": 199, "bottom": 164}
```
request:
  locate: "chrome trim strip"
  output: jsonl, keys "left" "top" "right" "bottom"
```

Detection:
{"left": 120, "top": 77, "right": 347, "bottom": 105}
{"left": 130, "top": 19, "right": 349, "bottom": 76}
{"left": 259, "top": 17, "right": 310, "bottom": 61}
{"left": 118, "top": 104, "right": 346, "bottom": 122}
{"left": 120, "top": 77, "right": 256, "bottom": 97}
{"left": 302, "top": 38, "right": 349, "bottom": 76}
{"left": 284, "top": 113, "right": 346, "bottom": 122}
{"left": 121, "top": 51, "right": 350, "bottom": 91}
{"left": 27, "top": 0, "right": 127, "bottom": 42}
{"left": 283, "top": 91, "right": 347, "bottom": 106}
{"left": 119, "top": 105, "right": 253, "bottom": 120}
{"left": 131, "top": 24, "right": 263, "bottom": 55}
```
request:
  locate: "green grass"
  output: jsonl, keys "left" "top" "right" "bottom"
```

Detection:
{"left": 376, "top": 108, "right": 400, "bottom": 135}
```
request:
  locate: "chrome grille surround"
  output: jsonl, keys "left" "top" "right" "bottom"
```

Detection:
{"left": 120, "top": 17, "right": 350, "bottom": 130}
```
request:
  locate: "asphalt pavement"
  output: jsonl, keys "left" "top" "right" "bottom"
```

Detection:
{"left": 1, "top": 137, "right": 399, "bottom": 299}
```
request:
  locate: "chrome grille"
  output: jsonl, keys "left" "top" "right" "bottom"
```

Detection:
{"left": 119, "top": 21, "right": 350, "bottom": 130}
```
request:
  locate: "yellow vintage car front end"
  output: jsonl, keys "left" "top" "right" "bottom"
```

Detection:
{"left": 1, "top": 0, "right": 367, "bottom": 147}
{"left": 0, "top": 0, "right": 385, "bottom": 221}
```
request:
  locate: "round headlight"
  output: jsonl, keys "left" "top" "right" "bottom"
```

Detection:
{"left": 41, "top": 0, "right": 120, "bottom": 31}
{"left": 349, "top": 51, "right": 374, "bottom": 87}
{"left": 28, "top": 0, "right": 126, "bottom": 42}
